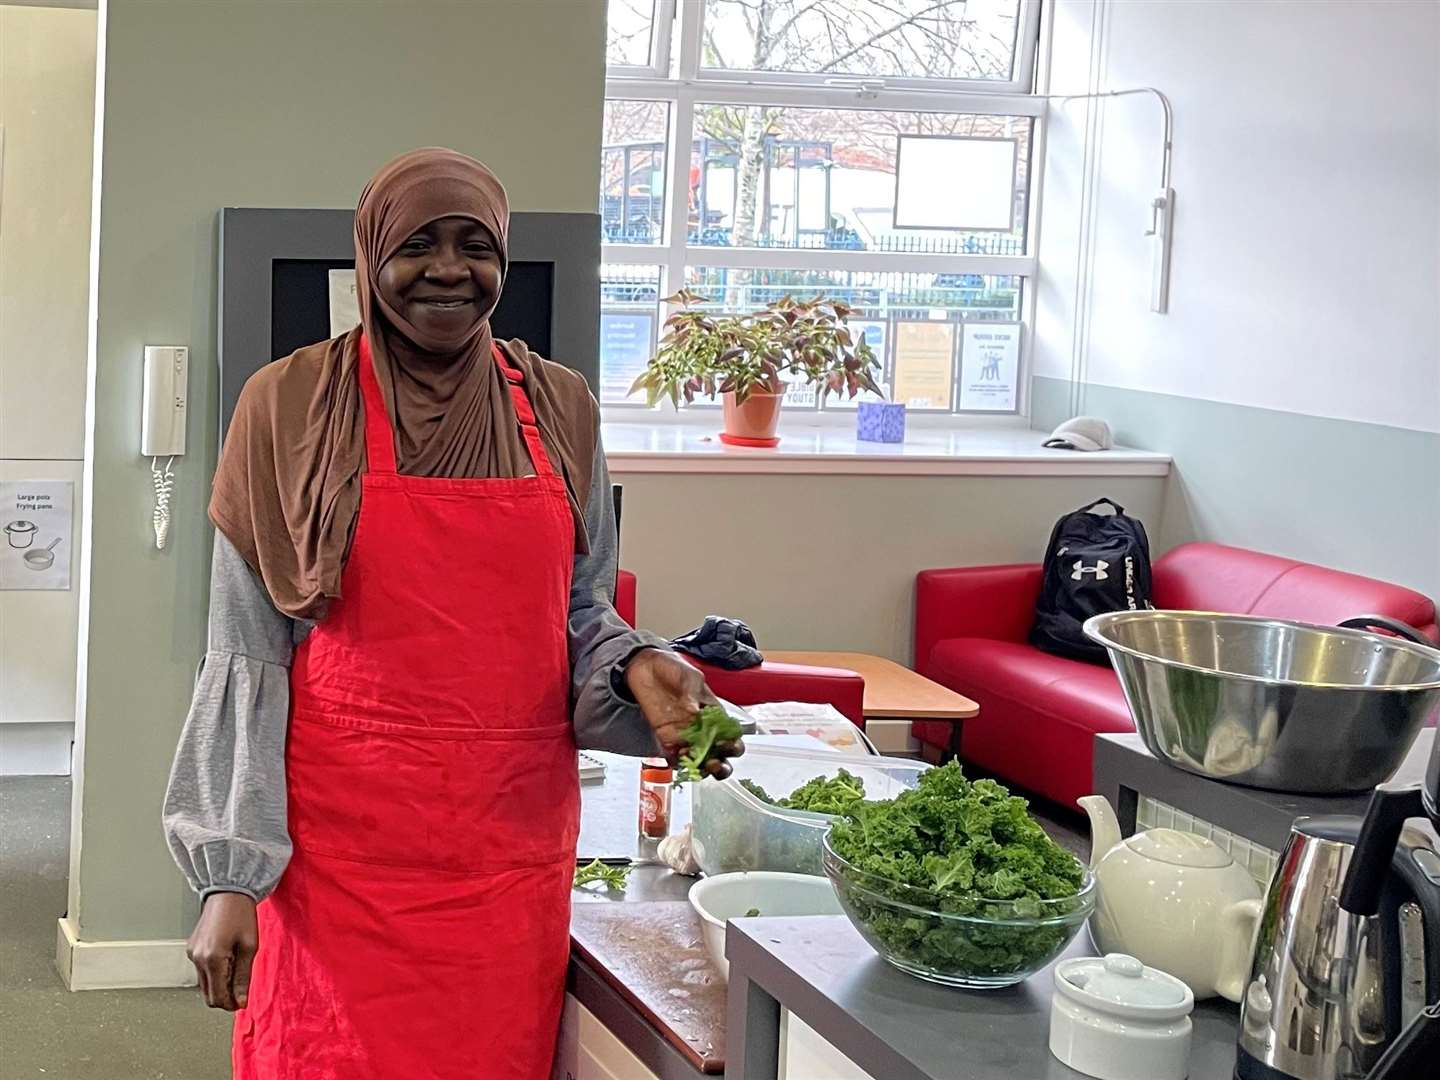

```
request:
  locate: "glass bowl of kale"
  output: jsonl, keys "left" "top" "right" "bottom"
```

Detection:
{"left": 821, "top": 763, "right": 1096, "bottom": 989}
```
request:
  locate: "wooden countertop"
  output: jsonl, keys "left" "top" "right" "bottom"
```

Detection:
{"left": 766, "top": 650, "right": 980, "bottom": 720}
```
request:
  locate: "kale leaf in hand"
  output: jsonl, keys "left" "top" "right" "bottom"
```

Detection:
{"left": 677, "top": 705, "right": 744, "bottom": 782}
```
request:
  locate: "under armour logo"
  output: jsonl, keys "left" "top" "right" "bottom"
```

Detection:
{"left": 1072, "top": 559, "right": 1109, "bottom": 581}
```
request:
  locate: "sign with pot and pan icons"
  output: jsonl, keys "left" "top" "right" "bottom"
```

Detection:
{"left": 1, "top": 480, "right": 73, "bottom": 591}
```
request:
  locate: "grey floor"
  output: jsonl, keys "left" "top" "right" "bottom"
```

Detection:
{"left": 0, "top": 777, "right": 230, "bottom": 1080}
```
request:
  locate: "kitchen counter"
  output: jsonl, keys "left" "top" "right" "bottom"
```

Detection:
{"left": 570, "top": 755, "right": 724, "bottom": 1077}
{"left": 725, "top": 917, "right": 1243, "bottom": 1080}
{"left": 571, "top": 753, "right": 1244, "bottom": 1080}
{"left": 1094, "top": 729, "right": 1437, "bottom": 852}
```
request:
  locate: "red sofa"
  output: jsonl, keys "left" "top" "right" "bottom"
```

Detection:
{"left": 913, "top": 543, "right": 1438, "bottom": 809}
{"left": 615, "top": 571, "right": 867, "bottom": 728}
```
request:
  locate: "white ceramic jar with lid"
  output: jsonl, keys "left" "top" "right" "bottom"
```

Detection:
{"left": 1049, "top": 953, "right": 1195, "bottom": 1080}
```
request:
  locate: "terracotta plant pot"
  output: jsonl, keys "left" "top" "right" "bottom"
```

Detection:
{"left": 720, "top": 391, "right": 783, "bottom": 447}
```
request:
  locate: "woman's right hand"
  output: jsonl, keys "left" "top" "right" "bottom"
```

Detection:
{"left": 188, "top": 892, "right": 259, "bottom": 1011}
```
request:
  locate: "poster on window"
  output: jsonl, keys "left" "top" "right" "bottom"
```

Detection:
{"left": 329, "top": 269, "right": 360, "bottom": 338}
{"left": 958, "top": 323, "right": 1021, "bottom": 412}
{"left": 892, "top": 321, "right": 956, "bottom": 410}
{"left": 600, "top": 311, "right": 656, "bottom": 404}
{"left": 1, "top": 480, "right": 73, "bottom": 590}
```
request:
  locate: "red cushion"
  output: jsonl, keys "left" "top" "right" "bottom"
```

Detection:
{"left": 1154, "top": 543, "right": 1437, "bottom": 641}
{"left": 690, "top": 659, "right": 867, "bottom": 729}
{"left": 915, "top": 639, "right": 1132, "bottom": 809}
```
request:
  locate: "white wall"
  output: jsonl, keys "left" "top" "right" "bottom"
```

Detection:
{"left": 0, "top": 4, "right": 96, "bottom": 773}
{"left": 1034, "top": 0, "right": 1440, "bottom": 599}
{"left": 1036, "top": 0, "right": 1440, "bottom": 435}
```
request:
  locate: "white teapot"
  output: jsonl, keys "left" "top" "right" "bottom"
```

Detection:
{"left": 1079, "top": 795, "right": 1263, "bottom": 1002}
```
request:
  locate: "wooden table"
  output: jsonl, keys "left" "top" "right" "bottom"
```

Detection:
{"left": 766, "top": 651, "right": 979, "bottom": 758}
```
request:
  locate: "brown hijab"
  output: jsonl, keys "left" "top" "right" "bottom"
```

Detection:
{"left": 211, "top": 148, "right": 597, "bottom": 619}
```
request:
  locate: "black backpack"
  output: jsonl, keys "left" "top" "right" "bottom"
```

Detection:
{"left": 1031, "top": 498, "right": 1153, "bottom": 663}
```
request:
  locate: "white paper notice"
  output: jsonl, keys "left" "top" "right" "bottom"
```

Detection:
{"left": 1, "top": 480, "right": 73, "bottom": 590}
{"left": 329, "top": 269, "right": 360, "bottom": 338}
{"left": 958, "top": 323, "right": 1021, "bottom": 411}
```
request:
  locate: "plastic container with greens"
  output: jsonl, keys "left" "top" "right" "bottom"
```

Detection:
{"left": 690, "top": 743, "right": 928, "bottom": 877}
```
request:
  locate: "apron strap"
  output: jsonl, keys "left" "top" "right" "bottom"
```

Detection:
{"left": 356, "top": 336, "right": 557, "bottom": 480}
{"left": 358, "top": 335, "right": 398, "bottom": 476}
{"left": 491, "top": 343, "right": 557, "bottom": 479}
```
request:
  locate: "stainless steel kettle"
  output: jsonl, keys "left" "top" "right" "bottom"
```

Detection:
{"left": 1235, "top": 813, "right": 1440, "bottom": 1080}
{"left": 1337, "top": 770, "right": 1440, "bottom": 1079}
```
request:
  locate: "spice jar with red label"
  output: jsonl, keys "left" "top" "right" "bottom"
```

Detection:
{"left": 638, "top": 758, "right": 673, "bottom": 839}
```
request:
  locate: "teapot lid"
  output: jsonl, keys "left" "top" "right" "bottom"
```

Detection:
{"left": 1124, "top": 828, "right": 1234, "bottom": 868}
{"left": 1055, "top": 954, "right": 1193, "bottom": 1018}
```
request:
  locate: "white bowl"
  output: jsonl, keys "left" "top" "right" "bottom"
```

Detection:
{"left": 688, "top": 871, "right": 844, "bottom": 980}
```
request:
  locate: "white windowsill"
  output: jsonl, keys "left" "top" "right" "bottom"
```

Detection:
{"left": 602, "top": 419, "right": 1172, "bottom": 476}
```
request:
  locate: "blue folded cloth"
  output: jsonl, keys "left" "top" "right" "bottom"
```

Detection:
{"left": 670, "top": 616, "right": 764, "bottom": 670}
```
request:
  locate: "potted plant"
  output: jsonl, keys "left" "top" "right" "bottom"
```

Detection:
{"left": 629, "top": 291, "right": 883, "bottom": 446}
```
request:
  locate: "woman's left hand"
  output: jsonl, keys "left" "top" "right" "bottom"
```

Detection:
{"left": 624, "top": 648, "right": 743, "bottom": 777}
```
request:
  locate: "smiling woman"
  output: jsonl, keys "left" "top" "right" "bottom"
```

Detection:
{"left": 163, "top": 148, "right": 740, "bottom": 1079}
{"left": 376, "top": 217, "right": 504, "bottom": 340}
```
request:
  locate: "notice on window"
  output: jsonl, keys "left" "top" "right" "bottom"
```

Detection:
{"left": 784, "top": 380, "right": 817, "bottom": 409}
{"left": 894, "top": 135, "right": 1017, "bottom": 231}
{"left": 1, "top": 480, "right": 73, "bottom": 591}
{"left": 892, "top": 321, "right": 956, "bottom": 410}
{"left": 329, "top": 269, "right": 360, "bottom": 338}
{"left": 958, "top": 323, "right": 1021, "bottom": 412}
{"left": 600, "top": 311, "right": 656, "bottom": 403}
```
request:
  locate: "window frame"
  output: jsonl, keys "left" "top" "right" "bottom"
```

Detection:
{"left": 601, "top": 0, "right": 1045, "bottom": 417}
{"left": 690, "top": 0, "right": 1043, "bottom": 96}
{"left": 605, "top": 0, "right": 678, "bottom": 78}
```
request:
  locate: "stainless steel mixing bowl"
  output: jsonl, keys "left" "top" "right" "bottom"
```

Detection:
{"left": 1084, "top": 610, "right": 1440, "bottom": 794}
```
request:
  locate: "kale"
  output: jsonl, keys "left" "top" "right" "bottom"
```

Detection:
{"left": 741, "top": 769, "right": 869, "bottom": 815}
{"left": 677, "top": 706, "right": 744, "bottom": 782}
{"left": 827, "top": 762, "right": 1089, "bottom": 982}
{"left": 777, "top": 769, "right": 868, "bottom": 815}
{"left": 573, "top": 858, "right": 633, "bottom": 891}
{"left": 699, "top": 771, "right": 869, "bottom": 876}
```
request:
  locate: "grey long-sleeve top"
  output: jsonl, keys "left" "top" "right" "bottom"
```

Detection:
{"left": 162, "top": 433, "right": 667, "bottom": 901}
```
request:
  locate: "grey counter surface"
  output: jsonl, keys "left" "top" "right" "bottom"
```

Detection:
{"left": 1093, "top": 730, "right": 1436, "bottom": 851}
{"left": 571, "top": 754, "right": 714, "bottom": 1078}
{"left": 725, "top": 916, "right": 1242, "bottom": 1080}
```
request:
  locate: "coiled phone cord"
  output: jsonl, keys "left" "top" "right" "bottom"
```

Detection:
{"left": 151, "top": 456, "right": 175, "bottom": 550}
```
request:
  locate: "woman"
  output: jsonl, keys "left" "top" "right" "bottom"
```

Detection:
{"left": 163, "top": 148, "right": 737, "bottom": 1078}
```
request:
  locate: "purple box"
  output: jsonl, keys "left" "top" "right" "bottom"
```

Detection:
{"left": 856, "top": 401, "right": 905, "bottom": 444}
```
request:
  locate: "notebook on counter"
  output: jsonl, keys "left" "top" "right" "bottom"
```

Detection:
{"left": 578, "top": 751, "right": 607, "bottom": 785}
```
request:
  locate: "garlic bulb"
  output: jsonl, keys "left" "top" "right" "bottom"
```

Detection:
{"left": 657, "top": 824, "right": 701, "bottom": 876}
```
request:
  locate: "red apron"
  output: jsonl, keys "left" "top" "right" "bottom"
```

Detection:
{"left": 234, "top": 336, "right": 580, "bottom": 1079}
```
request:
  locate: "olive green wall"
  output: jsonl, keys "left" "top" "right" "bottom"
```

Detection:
{"left": 73, "top": 0, "right": 606, "bottom": 942}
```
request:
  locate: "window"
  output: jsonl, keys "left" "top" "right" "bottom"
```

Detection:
{"left": 699, "top": 0, "right": 1032, "bottom": 87}
{"left": 599, "top": 0, "right": 1042, "bottom": 414}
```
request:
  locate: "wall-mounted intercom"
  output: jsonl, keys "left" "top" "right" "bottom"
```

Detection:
{"left": 142, "top": 346, "right": 188, "bottom": 549}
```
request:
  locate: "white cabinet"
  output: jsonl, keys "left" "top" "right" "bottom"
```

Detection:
{"left": 780, "top": 1010, "right": 878, "bottom": 1080}
{"left": 553, "top": 993, "right": 660, "bottom": 1080}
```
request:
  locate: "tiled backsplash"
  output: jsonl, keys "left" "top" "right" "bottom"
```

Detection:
{"left": 1136, "top": 795, "right": 1280, "bottom": 889}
